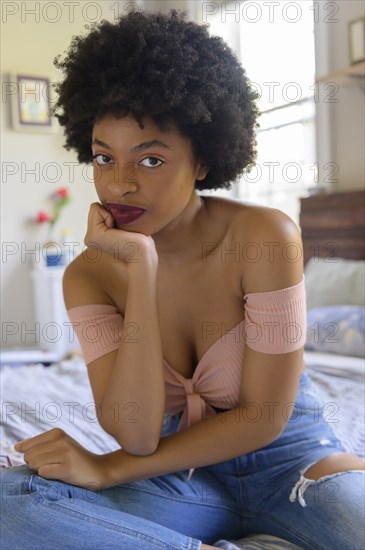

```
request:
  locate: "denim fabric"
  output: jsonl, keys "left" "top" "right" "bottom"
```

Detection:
{"left": 1, "top": 371, "right": 364, "bottom": 550}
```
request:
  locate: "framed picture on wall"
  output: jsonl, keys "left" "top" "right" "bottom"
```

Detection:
{"left": 9, "top": 74, "right": 58, "bottom": 133}
{"left": 349, "top": 17, "right": 365, "bottom": 65}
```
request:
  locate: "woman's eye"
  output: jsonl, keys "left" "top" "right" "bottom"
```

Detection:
{"left": 92, "top": 154, "right": 112, "bottom": 165}
{"left": 92, "top": 155, "right": 163, "bottom": 168}
{"left": 140, "top": 157, "right": 163, "bottom": 168}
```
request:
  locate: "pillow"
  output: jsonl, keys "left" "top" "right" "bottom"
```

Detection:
{"left": 304, "top": 257, "right": 365, "bottom": 311}
{"left": 305, "top": 305, "right": 365, "bottom": 358}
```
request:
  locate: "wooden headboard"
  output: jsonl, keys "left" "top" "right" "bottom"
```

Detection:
{"left": 299, "top": 189, "right": 365, "bottom": 265}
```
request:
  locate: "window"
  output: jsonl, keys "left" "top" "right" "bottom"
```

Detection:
{"left": 199, "top": 1, "right": 316, "bottom": 224}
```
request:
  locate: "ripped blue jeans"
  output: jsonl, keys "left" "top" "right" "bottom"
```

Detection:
{"left": 1, "top": 371, "right": 364, "bottom": 550}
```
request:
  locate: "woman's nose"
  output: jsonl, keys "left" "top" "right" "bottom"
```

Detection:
{"left": 106, "top": 162, "right": 138, "bottom": 195}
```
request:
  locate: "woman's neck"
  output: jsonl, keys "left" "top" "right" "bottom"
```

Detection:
{"left": 152, "top": 194, "right": 207, "bottom": 267}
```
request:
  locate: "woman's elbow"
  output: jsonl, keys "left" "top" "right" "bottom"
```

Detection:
{"left": 122, "top": 439, "right": 159, "bottom": 456}
{"left": 100, "top": 421, "right": 159, "bottom": 455}
{"left": 114, "top": 434, "right": 159, "bottom": 456}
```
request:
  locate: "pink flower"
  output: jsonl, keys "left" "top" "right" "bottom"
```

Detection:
{"left": 36, "top": 211, "right": 51, "bottom": 224}
{"left": 34, "top": 188, "right": 71, "bottom": 228}
{"left": 55, "top": 188, "right": 69, "bottom": 199}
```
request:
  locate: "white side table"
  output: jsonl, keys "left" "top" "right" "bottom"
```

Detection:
{"left": 30, "top": 267, "right": 80, "bottom": 359}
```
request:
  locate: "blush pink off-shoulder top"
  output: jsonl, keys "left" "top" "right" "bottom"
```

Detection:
{"left": 67, "top": 278, "right": 306, "bottom": 435}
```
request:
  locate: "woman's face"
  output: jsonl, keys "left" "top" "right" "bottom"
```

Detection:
{"left": 91, "top": 113, "right": 208, "bottom": 235}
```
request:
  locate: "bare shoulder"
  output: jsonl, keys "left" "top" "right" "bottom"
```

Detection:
{"left": 204, "top": 196, "right": 303, "bottom": 292}
{"left": 63, "top": 249, "right": 127, "bottom": 310}
{"left": 204, "top": 195, "right": 301, "bottom": 240}
{"left": 232, "top": 200, "right": 300, "bottom": 243}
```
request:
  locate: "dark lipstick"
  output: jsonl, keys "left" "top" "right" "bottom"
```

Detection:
{"left": 107, "top": 203, "right": 146, "bottom": 225}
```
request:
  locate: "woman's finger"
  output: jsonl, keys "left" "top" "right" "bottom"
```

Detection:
{"left": 37, "top": 463, "right": 64, "bottom": 480}
{"left": 15, "top": 428, "right": 67, "bottom": 452}
{"left": 25, "top": 451, "right": 62, "bottom": 472}
{"left": 23, "top": 440, "right": 63, "bottom": 461}
{"left": 89, "top": 202, "right": 114, "bottom": 228}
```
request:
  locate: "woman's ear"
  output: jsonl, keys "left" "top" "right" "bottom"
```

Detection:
{"left": 195, "top": 162, "right": 209, "bottom": 181}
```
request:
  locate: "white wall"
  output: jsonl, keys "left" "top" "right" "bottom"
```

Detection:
{"left": 1, "top": 1, "right": 121, "bottom": 348}
{"left": 142, "top": 0, "right": 195, "bottom": 14}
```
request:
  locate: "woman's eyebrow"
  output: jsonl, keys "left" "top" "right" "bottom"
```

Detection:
{"left": 132, "top": 140, "right": 172, "bottom": 152}
{"left": 91, "top": 138, "right": 172, "bottom": 152}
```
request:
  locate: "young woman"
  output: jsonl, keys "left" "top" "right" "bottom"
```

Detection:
{"left": 2, "top": 9, "right": 364, "bottom": 550}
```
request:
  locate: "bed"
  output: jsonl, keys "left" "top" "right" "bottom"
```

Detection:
{"left": 1, "top": 189, "right": 364, "bottom": 549}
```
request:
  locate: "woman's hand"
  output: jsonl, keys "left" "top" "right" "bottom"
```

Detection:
{"left": 14, "top": 428, "right": 109, "bottom": 490}
{"left": 84, "top": 202, "right": 158, "bottom": 267}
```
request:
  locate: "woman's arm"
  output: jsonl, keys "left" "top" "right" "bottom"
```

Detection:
{"left": 64, "top": 203, "right": 165, "bottom": 455}
{"left": 99, "top": 258, "right": 166, "bottom": 455}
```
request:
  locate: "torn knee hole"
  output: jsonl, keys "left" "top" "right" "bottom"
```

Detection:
{"left": 304, "top": 464, "right": 332, "bottom": 481}
{"left": 304, "top": 453, "right": 365, "bottom": 481}
{"left": 289, "top": 457, "right": 365, "bottom": 508}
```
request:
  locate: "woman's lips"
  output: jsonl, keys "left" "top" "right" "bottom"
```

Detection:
{"left": 107, "top": 203, "right": 146, "bottom": 225}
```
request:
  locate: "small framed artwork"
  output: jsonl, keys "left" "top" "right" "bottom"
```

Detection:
{"left": 349, "top": 17, "right": 365, "bottom": 65}
{"left": 10, "top": 74, "right": 58, "bottom": 133}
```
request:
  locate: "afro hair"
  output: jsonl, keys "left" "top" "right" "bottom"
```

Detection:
{"left": 52, "top": 8, "right": 260, "bottom": 191}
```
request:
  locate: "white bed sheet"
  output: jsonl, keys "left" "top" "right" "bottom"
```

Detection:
{"left": 0, "top": 358, "right": 120, "bottom": 464}
{"left": 303, "top": 350, "right": 365, "bottom": 459}
{"left": 1, "top": 352, "right": 364, "bottom": 550}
